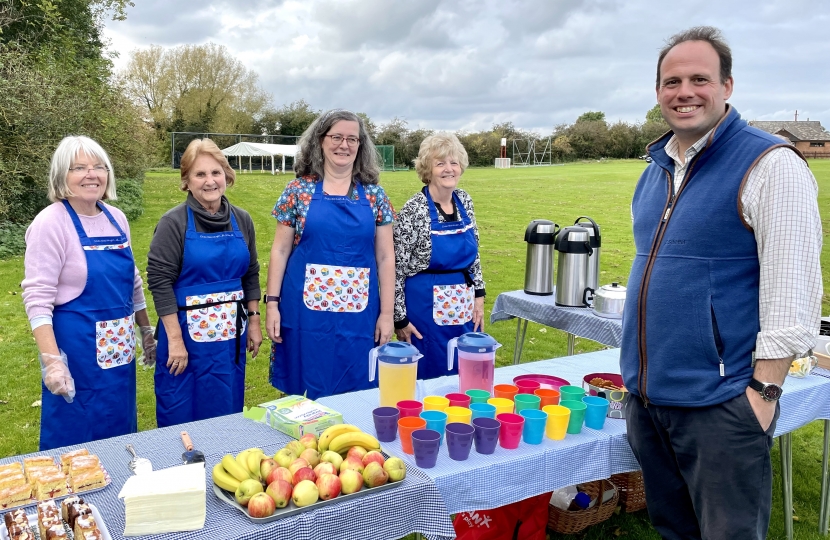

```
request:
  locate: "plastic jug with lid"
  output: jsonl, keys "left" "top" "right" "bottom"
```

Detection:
{"left": 447, "top": 332, "right": 502, "bottom": 394}
{"left": 369, "top": 342, "right": 423, "bottom": 407}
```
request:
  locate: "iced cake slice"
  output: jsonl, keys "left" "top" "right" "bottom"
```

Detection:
{"left": 0, "top": 484, "right": 33, "bottom": 508}
{"left": 70, "top": 468, "right": 106, "bottom": 493}
{"left": 73, "top": 514, "right": 96, "bottom": 539}
{"left": 0, "top": 473, "right": 27, "bottom": 491}
{"left": 60, "top": 495, "right": 83, "bottom": 522}
{"left": 33, "top": 470, "right": 67, "bottom": 501}
{"left": 59, "top": 449, "right": 89, "bottom": 471}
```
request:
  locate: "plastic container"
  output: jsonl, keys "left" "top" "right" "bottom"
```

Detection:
{"left": 369, "top": 342, "right": 422, "bottom": 407}
{"left": 448, "top": 332, "right": 501, "bottom": 394}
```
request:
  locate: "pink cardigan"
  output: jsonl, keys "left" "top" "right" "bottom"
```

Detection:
{"left": 22, "top": 202, "right": 147, "bottom": 329}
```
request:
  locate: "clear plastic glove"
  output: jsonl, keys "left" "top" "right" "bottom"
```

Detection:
{"left": 137, "top": 325, "right": 157, "bottom": 368}
{"left": 39, "top": 351, "right": 75, "bottom": 403}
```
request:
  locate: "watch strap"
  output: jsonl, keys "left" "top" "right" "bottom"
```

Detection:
{"left": 263, "top": 295, "right": 281, "bottom": 304}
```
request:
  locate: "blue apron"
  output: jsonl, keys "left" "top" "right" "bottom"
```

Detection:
{"left": 270, "top": 180, "right": 379, "bottom": 399}
{"left": 41, "top": 200, "right": 137, "bottom": 450}
{"left": 404, "top": 188, "right": 478, "bottom": 380}
{"left": 155, "top": 206, "right": 250, "bottom": 428}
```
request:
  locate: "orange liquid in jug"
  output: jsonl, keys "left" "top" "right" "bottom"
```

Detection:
{"left": 378, "top": 361, "right": 417, "bottom": 407}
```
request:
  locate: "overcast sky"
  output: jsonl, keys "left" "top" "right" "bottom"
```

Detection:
{"left": 103, "top": 0, "right": 830, "bottom": 134}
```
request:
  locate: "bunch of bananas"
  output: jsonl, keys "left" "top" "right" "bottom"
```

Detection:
{"left": 212, "top": 447, "right": 265, "bottom": 492}
{"left": 318, "top": 424, "right": 381, "bottom": 454}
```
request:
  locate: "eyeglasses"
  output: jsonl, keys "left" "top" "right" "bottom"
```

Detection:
{"left": 69, "top": 165, "right": 109, "bottom": 176}
{"left": 325, "top": 134, "right": 360, "bottom": 147}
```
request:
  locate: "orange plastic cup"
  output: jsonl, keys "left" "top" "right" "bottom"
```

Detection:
{"left": 423, "top": 395, "right": 450, "bottom": 411}
{"left": 398, "top": 416, "right": 427, "bottom": 454}
{"left": 487, "top": 397, "right": 514, "bottom": 416}
{"left": 535, "top": 388, "right": 560, "bottom": 408}
{"left": 493, "top": 384, "right": 519, "bottom": 400}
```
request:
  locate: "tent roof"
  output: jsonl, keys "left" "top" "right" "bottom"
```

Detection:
{"left": 221, "top": 142, "right": 298, "bottom": 157}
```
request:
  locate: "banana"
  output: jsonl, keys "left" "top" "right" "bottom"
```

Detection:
{"left": 212, "top": 463, "right": 241, "bottom": 492}
{"left": 247, "top": 450, "right": 264, "bottom": 481}
{"left": 318, "top": 424, "right": 362, "bottom": 452}
{"left": 328, "top": 432, "right": 381, "bottom": 454}
{"left": 221, "top": 454, "right": 252, "bottom": 482}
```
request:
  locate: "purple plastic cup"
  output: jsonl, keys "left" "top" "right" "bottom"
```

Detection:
{"left": 372, "top": 406, "right": 400, "bottom": 442}
{"left": 445, "top": 422, "right": 475, "bottom": 461}
{"left": 411, "top": 429, "right": 441, "bottom": 468}
{"left": 472, "top": 417, "right": 501, "bottom": 455}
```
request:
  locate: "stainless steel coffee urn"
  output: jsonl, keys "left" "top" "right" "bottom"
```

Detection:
{"left": 574, "top": 216, "right": 601, "bottom": 292}
{"left": 523, "top": 220, "right": 558, "bottom": 295}
{"left": 554, "top": 226, "right": 593, "bottom": 307}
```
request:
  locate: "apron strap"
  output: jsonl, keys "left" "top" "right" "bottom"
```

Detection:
{"left": 177, "top": 298, "right": 247, "bottom": 365}
{"left": 62, "top": 199, "right": 128, "bottom": 243}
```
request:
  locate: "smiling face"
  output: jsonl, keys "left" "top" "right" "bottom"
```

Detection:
{"left": 66, "top": 150, "right": 108, "bottom": 209}
{"left": 186, "top": 153, "right": 227, "bottom": 211}
{"left": 322, "top": 120, "right": 360, "bottom": 171}
{"left": 429, "top": 155, "right": 462, "bottom": 190}
{"left": 657, "top": 40, "right": 733, "bottom": 150}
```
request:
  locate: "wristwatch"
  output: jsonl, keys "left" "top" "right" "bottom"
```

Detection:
{"left": 748, "top": 378, "right": 783, "bottom": 402}
{"left": 263, "top": 295, "right": 281, "bottom": 304}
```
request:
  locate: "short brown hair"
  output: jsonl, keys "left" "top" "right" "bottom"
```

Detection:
{"left": 656, "top": 26, "right": 732, "bottom": 88}
{"left": 413, "top": 132, "right": 469, "bottom": 185}
{"left": 179, "top": 139, "right": 236, "bottom": 191}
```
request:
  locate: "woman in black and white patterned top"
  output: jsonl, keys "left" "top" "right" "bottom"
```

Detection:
{"left": 393, "top": 132, "right": 485, "bottom": 380}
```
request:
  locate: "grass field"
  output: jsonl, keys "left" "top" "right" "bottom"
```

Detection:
{"left": 0, "top": 159, "right": 827, "bottom": 539}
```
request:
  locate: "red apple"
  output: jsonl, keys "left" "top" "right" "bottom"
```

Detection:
{"left": 347, "top": 446, "right": 368, "bottom": 461}
{"left": 299, "top": 433, "right": 318, "bottom": 450}
{"left": 320, "top": 450, "right": 343, "bottom": 470}
{"left": 383, "top": 457, "right": 407, "bottom": 482}
{"left": 259, "top": 458, "right": 278, "bottom": 483}
{"left": 292, "top": 480, "right": 319, "bottom": 507}
{"left": 339, "top": 469, "right": 363, "bottom": 494}
{"left": 339, "top": 456, "right": 364, "bottom": 475}
{"left": 299, "top": 448, "right": 320, "bottom": 468}
{"left": 293, "top": 466, "right": 317, "bottom": 485}
{"left": 288, "top": 458, "right": 309, "bottom": 475}
{"left": 266, "top": 479, "right": 293, "bottom": 509}
{"left": 313, "top": 462, "right": 337, "bottom": 477}
{"left": 247, "top": 491, "right": 276, "bottom": 518}
{"left": 266, "top": 466, "right": 293, "bottom": 487}
{"left": 316, "top": 473, "right": 341, "bottom": 500}
{"left": 362, "top": 450, "right": 385, "bottom": 468}
{"left": 363, "top": 461, "right": 389, "bottom": 488}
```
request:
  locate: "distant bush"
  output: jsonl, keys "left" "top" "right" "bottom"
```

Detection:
{"left": 0, "top": 222, "right": 28, "bottom": 259}
{"left": 110, "top": 178, "right": 144, "bottom": 222}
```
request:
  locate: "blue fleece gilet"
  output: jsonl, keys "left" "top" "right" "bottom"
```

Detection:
{"left": 620, "top": 107, "right": 789, "bottom": 407}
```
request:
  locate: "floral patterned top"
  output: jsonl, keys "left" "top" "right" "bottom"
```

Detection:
{"left": 272, "top": 175, "right": 396, "bottom": 245}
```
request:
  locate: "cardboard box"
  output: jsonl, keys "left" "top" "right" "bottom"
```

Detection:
{"left": 243, "top": 395, "right": 343, "bottom": 439}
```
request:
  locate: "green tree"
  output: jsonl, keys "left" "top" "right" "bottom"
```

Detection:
{"left": 645, "top": 104, "right": 664, "bottom": 124}
{"left": 272, "top": 99, "right": 320, "bottom": 137}
{"left": 575, "top": 111, "right": 607, "bottom": 124}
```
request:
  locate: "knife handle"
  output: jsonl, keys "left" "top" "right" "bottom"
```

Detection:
{"left": 181, "top": 431, "right": 194, "bottom": 451}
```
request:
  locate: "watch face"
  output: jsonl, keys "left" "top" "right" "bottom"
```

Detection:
{"left": 762, "top": 384, "right": 782, "bottom": 401}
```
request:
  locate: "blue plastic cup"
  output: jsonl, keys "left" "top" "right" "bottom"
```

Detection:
{"left": 519, "top": 409, "right": 548, "bottom": 444}
{"left": 469, "top": 402, "right": 497, "bottom": 421}
{"left": 582, "top": 395, "right": 610, "bottom": 429}
{"left": 419, "top": 410, "right": 448, "bottom": 446}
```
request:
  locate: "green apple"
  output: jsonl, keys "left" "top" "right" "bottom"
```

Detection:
{"left": 234, "top": 478, "right": 264, "bottom": 506}
{"left": 383, "top": 457, "right": 406, "bottom": 482}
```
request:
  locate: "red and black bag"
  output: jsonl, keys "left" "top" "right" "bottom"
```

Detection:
{"left": 452, "top": 492, "right": 552, "bottom": 540}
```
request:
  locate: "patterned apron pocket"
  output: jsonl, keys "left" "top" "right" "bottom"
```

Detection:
{"left": 96, "top": 314, "right": 136, "bottom": 368}
{"left": 433, "top": 284, "right": 474, "bottom": 325}
{"left": 303, "top": 264, "right": 370, "bottom": 312}
{"left": 185, "top": 290, "right": 245, "bottom": 342}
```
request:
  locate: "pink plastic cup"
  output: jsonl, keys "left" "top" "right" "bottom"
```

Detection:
{"left": 445, "top": 393, "right": 472, "bottom": 408}
{"left": 496, "top": 412, "right": 525, "bottom": 449}
{"left": 397, "top": 400, "right": 423, "bottom": 419}
{"left": 515, "top": 379, "right": 541, "bottom": 394}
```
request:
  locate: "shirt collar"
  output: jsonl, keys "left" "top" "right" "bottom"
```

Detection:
{"left": 664, "top": 129, "right": 714, "bottom": 167}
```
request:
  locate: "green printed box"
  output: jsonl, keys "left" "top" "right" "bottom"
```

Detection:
{"left": 244, "top": 395, "right": 343, "bottom": 439}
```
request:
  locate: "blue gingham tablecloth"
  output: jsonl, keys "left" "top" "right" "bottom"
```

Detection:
{"left": 0, "top": 414, "right": 455, "bottom": 540}
{"left": 490, "top": 290, "right": 623, "bottom": 347}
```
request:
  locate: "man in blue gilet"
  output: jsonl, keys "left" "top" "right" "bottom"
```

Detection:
{"left": 620, "top": 26, "right": 823, "bottom": 539}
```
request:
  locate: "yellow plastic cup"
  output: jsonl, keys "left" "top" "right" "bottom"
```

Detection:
{"left": 487, "top": 397, "right": 514, "bottom": 416}
{"left": 543, "top": 404, "right": 571, "bottom": 440}
{"left": 423, "top": 395, "right": 450, "bottom": 411}
{"left": 445, "top": 406, "right": 472, "bottom": 424}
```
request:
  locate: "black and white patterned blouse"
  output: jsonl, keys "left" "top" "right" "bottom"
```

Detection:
{"left": 393, "top": 188, "right": 486, "bottom": 327}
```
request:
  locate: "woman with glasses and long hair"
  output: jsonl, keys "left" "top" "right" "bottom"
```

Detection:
{"left": 22, "top": 135, "right": 156, "bottom": 450}
{"left": 265, "top": 109, "right": 396, "bottom": 399}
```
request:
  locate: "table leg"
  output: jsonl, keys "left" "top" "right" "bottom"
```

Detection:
{"left": 820, "top": 419, "right": 830, "bottom": 535}
{"left": 780, "top": 433, "right": 793, "bottom": 540}
{"left": 513, "top": 319, "right": 528, "bottom": 365}
{"left": 567, "top": 333, "right": 575, "bottom": 356}
{"left": 414, "top": 533, "right": 424, "bottom": 540}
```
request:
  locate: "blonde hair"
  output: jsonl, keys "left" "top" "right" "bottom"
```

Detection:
{"left": 179, "top": 139, "right": 236, "bottom": 191}
{"left": 48, "top": 136, "right": 117, "bottom": 202}
{"left": 413, "top": 132, "right": 469, "bottom": 185}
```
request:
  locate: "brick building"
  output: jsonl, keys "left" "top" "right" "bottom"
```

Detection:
{"left": 748, "top": 120, "right": 830, "bottom": 158}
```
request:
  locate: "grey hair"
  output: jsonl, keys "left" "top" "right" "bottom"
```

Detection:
{"left": 48, "top": 136, "right": 117, "bottom": 202}
{"left": 294, "top": 109, "right": 381, "bottom": 184}
{"left": 413, "top": 132, "right": 469, "bottom": 185}
{"left": 657, "top": 26, "right": 732, "bottom": 88}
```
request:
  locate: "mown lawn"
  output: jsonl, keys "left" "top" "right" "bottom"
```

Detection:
{"left": 0, "top": 159, "right": 827, "bottom": 539}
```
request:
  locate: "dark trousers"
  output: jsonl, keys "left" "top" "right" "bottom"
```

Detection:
{"left": 625, "top": 392, "right": 779, "bottom": 540}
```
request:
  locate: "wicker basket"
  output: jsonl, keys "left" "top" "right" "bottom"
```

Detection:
{"left": 547, "top": 479, "right": 619, "bottom": 534}
{"left": 610, "top": 471, "right": 646, "bottom": 513}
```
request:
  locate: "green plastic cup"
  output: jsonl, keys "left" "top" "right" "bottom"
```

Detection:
{"left": 559, "top": 385, "right": 586, "bottom": 402}
{"left": 561, "top": 400, "right": 587, "bottom": 434}
{"left": 465, "top": 389, "right": 491, "bottom": 404}
{"left": 513, "top": 393, "right": 541, "bottom": 413}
